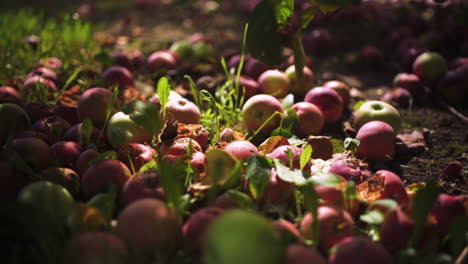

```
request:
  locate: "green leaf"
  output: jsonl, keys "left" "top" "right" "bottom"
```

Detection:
{"left": 281, "top": 94, "right": 295, "bottom": 109}
{"left": 94, "top": 50, "right": 111, "bottom": 65}
{"left": 105, "top": 86, "right": 119, "bottom": 125}
{"left": 300, "top": 145, "right": 312, "bottom": 170}
{"left": 81, "top": 118, "right": 93, "bottom": 145}
{"left": 300, "top": 6, "right": 318, "bottom": 29}
{"left": 409, "top": 182, "right": 440, "bottom": 248}
{"left": 246, "top": 0, "right": 282, "bottom": 65}
{"left": 275, "top": 0, "right": 294, "bottom": 29}
{"left": 245, "top": 156, "right": 272, "bottom": 200}
{"left": 139, "top": 159, "right": 158, "bottom": 172}
{"left": 353, "top": 100, "right": 365, "bottom": 111}
{"left": 370, "top": 199, "right": 398, "bottom": 211}
{"left": 360, "top": 210, "right": 385, "bottom": 225}
{"left": 87, "top": 184, "right": 118, "bottom": 222}
{"left": 158, "top": 157, "right": 185, "bottom": 215}
{"left": 62, "top": 67, "right": 82, "bottom": 90}
{"left": 226, "top": 190, "right": 255, "bottom": 210}
{"left": 274, "top": 159, "right": 306, "bottom": 185}
{"left": 301, "top": 182, "right": 320, "bottom": 247}
{"left": 282, "top": 107, "right": 299, "bottom": 133}
{"left": 88, "top": 150, "right": 117, "bottom": 166}
{"left": 121, "top": 100, "right": 163, "bottom": 134}
{"left": 308, "top": 173, "right": 342, "bottom": 186}
{"left": 343, "top": 137, "right": 360, "bottom": 152}
{"left": 184, "top": 75, "right": 202, "bottom": 109}
{"left": 157, "top": 77, "right": 171, "bottom": 118}
{"left": 204, "top": 149, "right": 239, "bottom": 187}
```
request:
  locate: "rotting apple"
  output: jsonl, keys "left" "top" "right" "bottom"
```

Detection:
{"left": 242, "top": 94, "right": 284, "bottom": 134}
{"left": 353, "top": 100, "right": 401, "bottom": 133}
{"left": 305, "top": 136, "right": 333, "bottom": 160}
{"left": 356, "top": 121, "right": 396, "bottom": 163}
{"left": 291, "top": 102, "right": 324, "bottom": 137}
{"left": 381, "top": 87, "right": 412, "bottom": 108}
{"left": 258, "top": 70, "right": 290, "bottom": 98}
{"left": 304, "top": 86, "right": 343, "bottom": 124}
{"left": 327, "top": 159, "right": 371, "bottom": 184}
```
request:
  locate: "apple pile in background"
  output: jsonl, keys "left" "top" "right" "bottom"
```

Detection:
{"left": 1, "top": 1, "right": 468, "bottom": 264}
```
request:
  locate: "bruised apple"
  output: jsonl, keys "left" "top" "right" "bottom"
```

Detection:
{"left": 356, "top": 121, "right": 396, "bottom": 163}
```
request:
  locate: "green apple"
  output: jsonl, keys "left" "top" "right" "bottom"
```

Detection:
{"left": 106, "top": 112, "right": 154, "bottom": 149}
{"left": 412, "top": 52, "right": 447, "bottom": 82}
{"left": 354, "top": 100, "right": 401, "bottom": 133}
{"left": 285, "top": 65, "right": 314, "bottom": 96}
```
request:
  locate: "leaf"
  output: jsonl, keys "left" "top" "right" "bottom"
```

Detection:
{"left": 282, "top": 107, "right": 299, "bottom": 133}
{"left": 308, "top": 173, "right": 342, "bottom": 186}
{"left": 81, "top": 118, "right": 93, "bottom": 145}
{"left": 184, "top": 75, "right": 202, "bottom": 108}
{"left": 300, "top": 6, "right": 318, "bottom": 29}
{"left": 203, "top": 149, "right": 239, "bottom": 187}
{"left": 105, "top": 86, "right": 119, "bottom": 123}
{"left": 246, "top": 0, "right": 282, "bottom": 65}
{"left": 275, "top": 0, "right": 294, "bottom": 29}
{"left": 139, "top": 159, "right": 158, "bottom": 172}
{"left": 300, "top": 144, "right": 312, "bottom": 170}
{"left": 343, "top": 137, "right": 360, "bottom": 152}
{"left": 281, "top": 94, "right": 295, "bottom": 109}
{"left": 88, "top": 150, "right": 117, "bottom": 166}
{"left": 121, "top": 100, "right": 163, "bottom": 134}
{"left": 301, "top": 182, "right": 320, "bottom": 247}
{"left": 245, "top": 156, "right": 272, "bottom": 200}
{"left": 343, "top": 181, "right": 358, "bottom": 213}
{"left": 274, "top": 159, "right": 306, "bottom": 185}
{"left": 258, "top": 136, "right": 290, "bottom": 155}
{"left": 409, "top": 182, "right": 440, "bottom": 248}
{"left": 360, "top": 210, "right": 385, "bottom": 225}
{"left": 157, "top": 77, "right": 171, "bottom": 118}
{"left": 370, "top": 199, "right": 398, "bottom": 211}
{"left": 353, "top": 100, "right": 365, "bottom": 111}
{"left": 226, "top": 190, "right": 255, "bottom": 210}
{"left": 62, "top": 67, "right": 82, "bottom": 90}
{"left": 158, "top": 157, "right": 185, "bottom": 214}
{"left": 87, "top": 184, "right": 118, "bottom": 222}
{"left": 94, "top": 50, "right": 111, "bottom": 65}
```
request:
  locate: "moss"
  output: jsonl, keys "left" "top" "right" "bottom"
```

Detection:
{"left": 331, "top": 138, "right": 345, "bottom": 154}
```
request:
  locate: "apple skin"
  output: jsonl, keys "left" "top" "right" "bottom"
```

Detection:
{"left": 353, "top": 100, "right": 401, "bottom": 133}
{"left": 323, "top": 80, "right": 351, "bottom": 107}
{"left": 244, "top": 57, "right": 269, "bottom": 80}
{"left": 67, "top": 232, "right": 128, "bottom": 264}
{"left": 182, "top": 207, "right": 224, "bottom": 255}
{"left": 81, "top": 159, "right": 131, "bottom": 199}
{"left": 22, "top": 76, "right": 57, "bottom": 99}
{"left": 160, "top": 137, "right": 203, "bottom": 164}
{"left": 50, "top": 141, "right": 83, "bottom": 168}
{"left": 300, "top": 205, "right": 354, "bottom": 251}
{"left": 120, "top": 170, "right": 165, "bottom": 208}
{"left": 242, "top": 94, "right": 284, "bottom": 134}
{"left": 329, "top": 236, "right": 392, "bottom": 264}
{"left": 32, "top": 116, "right": 71, "bottom": 144}
{"left": 27, "top": 67, "right": 58, "bottom": 85}
{"left": 110, "top": 50, "right": 132, "bottom": 69}
{"left": 375, "top": 170, "right": 409, "bottom": 205}
{"left": 284, "top": 66, "right": 314, "bottom": 97}
{"left": 235, "top": 75, "right": 259, "bottom": 99}
{"left": 40, "top": 57, "right": 63, "bottom": 70}
{"left": 224, "top": 140, "right": 258, "bottom": 161}
{"left": 102, "top": 66, "right": 135, "bottom": 89}
{"left": 392, "top": 73, "right": 424, "bottom": 96}
{"left": 12, "top": 137, "right": 51, "bottom": 171}
{"left": 116, "top": 198, "right": 181, "bottom": 258}
{"left": 291, "top": 102, "right": 324, "bottom": 137}
{"left": 304, "top": 86, "right": 343, "bottom": 124}
{"left": 435, "top": 64, "right": 468, "bottom": 104}
{"left": 273, "top": 219, "right": 301, "bottom": 244}
{"left": 356, "top": 121, "right": 396, "bottom": 163}
{"left": 117, "top": 143, "right": 156, "bottom": 172}
{"left": 75, "top": 149, "right": 100, "bottom": 176}
{"left": 260, "top": 168, "right": 295, "bottom": 205}
{"left": 165, "top": 98, "right": 201, "bottom": 124}
{"left": 147, "top": 50, "right": 177, "bottom": 73}
{"left": 258, "top": 70, "right": 290, "bottom": 98}
{"left": 412, "top": 52, "right": 447, "bottom": 82}
{"left": 191, "top": 151, "right": 206, "bottom": 173}
{"left": 77, "top": 88, "right": 117, "bottom": 128}
{"left": 431, "top": 194, "right": 467, "bottom": 237}
{"left": 0, "top": 86, "right": 21, "bottom": 105}
{"left": 106, "top": 111, "right": 154, "bottom": 149}
{"left": 286, "top": 244, "right": 327, "bottom": 264}
{"left": 40, "top": 167, "right": 80, "bottom": 196}
{"left": 268, "top": 145, "right": 303, "bottom": 170}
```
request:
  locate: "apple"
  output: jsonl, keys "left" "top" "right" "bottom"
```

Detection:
{"left": 431, "top": 194, "right": 467, "bottom": 237}
{"left": 392, "top": 73, "right": 424, "bottom": 96}
{"left": 268, "top": 145, "right": 303, "bottom": 170}
{"left": 103, "top": 66, "right": 135, "bottom": 89}
{"left": 75, "top": 149, "right": 100, "bottom": 176}
{"left": 32, "top": 115, "right": 71, "bottom": 144}
{"left": 353, "top": 100, "right": 401, "bottom": 133}
{"left": 329, "top": 236, "right": 392, "bottom": 264}
{"left": 291, "top": 102, "right": 324, "bottom": 137}
{"left": 191, "top": 151, "right": 206, "bottom": 173}
{"left": 77, "top": 87, "right": 118, "bottom": 128}
{"left": 193, "top": 41, "right": 215, "bottom": 60}
{"left": 359, "top": 45, "right": 385, "bottom": 67}
{"left": 24, "top": 35, "right": 40, "bottom": 50}
{"left": 117, "top": 143, "right": 156, "bottom": 171}
{"left": 327, "top": 159, "right": 371, "bottom": 184}
{"left": 27, "top": 67, "right": 58, "bottom": 85}
{"left": 183, "top": 207, "right": 224, "bottom": 255}
{"left": 286, "top": 244, "right": 327, "bottom": 264}
{"left": 22, "top": 76, "right": 57, "bottom": 99}
{"left": 165, "top": 98, "right": 201, "bottom": 124}
{"left": 224, "top": 140, "right": 258, "bottom": 161}
{"left": 147, "top": 50, "right": 177, "bottom": 74}
{"left": 244, "top": 57, "right": 269, "bottom": 80}
{"left": 50, "top": 141, "right": 83, "bottom": 168}
{"left": 0, "top": 103, "right": 31, "bottom": 144}
{"left": 273, "top": 219, "right": 301, "bottom": 244}
{"left": 54, "top": 87, "right": 80, "bottom": 125}
{"left": 40, "top": 167, "right": 80, "bottom": 196}
{"left": 356, "top": 121, "right": 396, "bottom": 162}
{"left": 0, "top": 161, "right": 28, "bottom": 200}
{"left": 398, "top": 46, "right": 425, "bottom": 72}
{"left": 120, "top": 170, "right": 165, "bottom": 208}
{"left": 304, "top": 87, "right": 343, "bottom": 124}
{"left": 259, "top": 168, "right": 295, "bottom": 205}
{"left": 300, "top": 205, "right": 354, "bottom": 251}
{"left": 39, "top": 57, "right": 63, "bottom": 70}
{"left": 413, "top": 52, "right": 447, "bottom": 82}
{"left": 23, "top": 102, "right": 53, "bottom": 123}
{"left": 106, "top": 111, "right": 154, "bottom": 149}
{"left": 234, "top": 75, "right": 258, "bottom": 99}
{"left": 64, "top": 123, "right": 108, "bottom": 150}
{"left": 12, "top": 137, "right": 51, "bottom": 171}
{"left": 323, "top": 80, "right": 351, "bottom": 107}
{"left": 315, "top": 185, "right": 344, "bottom": 208}
{"left": 285, "top": 55, "right": 313, "bottom": 69}
{"left": 258, "top": 70, "right": 290, "bottom": 98}
{"left": 150, "top": 90, "right": 182, "bottom": 109}
{"left": 303, "top": 29, "right": 332, "bottom": 56}
{"left": 242, "top": 94, "right": 284, "bottom": 134}
{"left": 375, "top": 170, "right": 409, "bottom": 205}
{"left": 0, "top": 86, "right": 21, "bottom": 105}
{"left": 381, "top": 87, "right": 412, "bottom": 108}
{"left": 116, "top": 198, "right": 181, "bottom": 258}
{"left": 435, "top": 64, "right": 468, "bottom": 104}
{"left": 203, "top": 210, "right": 285, "bottom": 264}
{"left": 67, "top": 232, "right": 128, "bottom": 264}
{"left": 170, "top": 39, "right": 194, "bottom": 61}
{"left": 81, "top": 159, "right": 131, "bottom": 199}
{"left": 284, "top": 65, "right": 314, "bottom": 96}
{"left": 110, "top": 50, "right": 132, "bottom": 69}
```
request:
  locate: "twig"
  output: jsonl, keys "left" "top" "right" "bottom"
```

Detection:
{"left": 456, "top": 246, "right": 468, "bottom": 264}
{"left": 440, "top": 101, "right": 468, "bottom": 123}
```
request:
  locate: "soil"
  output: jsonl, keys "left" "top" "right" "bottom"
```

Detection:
{"left": 3, "top": 0, "right": 468, "bottom": 194}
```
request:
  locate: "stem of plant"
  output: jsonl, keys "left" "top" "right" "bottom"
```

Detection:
{"left": 247, "top": 111, "right": 283, "bottom": 141}
{"left": 292, "top": 29, "right": 305, "bottom": 93}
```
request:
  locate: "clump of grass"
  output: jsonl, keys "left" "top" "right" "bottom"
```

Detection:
{"left": 0, "top": 9, "right": 97, "bottom": 82}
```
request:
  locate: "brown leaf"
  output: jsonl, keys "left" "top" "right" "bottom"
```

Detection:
{"left": 258, "top": 136, "right": 290, "bottom": 155}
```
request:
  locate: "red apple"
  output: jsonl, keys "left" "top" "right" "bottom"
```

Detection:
{"left": 375, "top": 170, "right": 409, "bottom": 205}
{"left": 39, "top": 57, "right": 63, "bottom": 70}
{"left": 392, "top": 73, "right": 424, "bottom": 96}
{"left": 12, "top": 137, "right": 51, "bottom": 171}
{"left": 32, "top": 115, "right": 71, "bottom": 144}
{"left": 183, "top": 207, "right": 224, "bottom": 255}
{"left": 353, "top": 100, "right": 401, "bottom": 133}
{"left": 258, "top": 70, "right": 290, "bottom": 98}
{"left": 242, "top": 94, "right": 284, "bottom": 134}
{"left": 303, "top": 29, "right": 333, "bottom": 56}
{"left": 329, "top": 236, "right": 392, "bottom": 264}
{"left": 323, "top": 80, "right": 351, "bottom": 107}
{"left": 0, "top": 86, "right": 21, "bottom": 105}
{"left": 224, "top": 140, "right": 258, "bottom": 161}
{"left": 50, "top": 141, "right": 83, "bottom": 168}
{"left": 284, "top": 66, "right": 314, "bottom": 96}
{"left": 41, "top": 167, "right": 80, "bottom": 196}
{"left": 191, "top": 151, "right": 206, "bottom": 173}
{"left": 75, "top": 149, "right": 100, "bottom": 176}
{"left": 117, "top": 143, "right": 156, "bottom": 172}
{"left": 381, "top": 87, "right": 412, "bottom": 108}
{"left": 147, "top": 50, "right": 177, "bottom": 73}
{"left": 431, "top": 194, "right": 467, "bottom": 237}
{"left": 81, "top": 159, "right": 131, "bottom": 199}
{"left": 327, "top": 159, "right": 371, "bottom": 184}
{"left": 120, "top": 170, "right": 165, "bottom": 208}
{"left": 103, "top": 66, "right": 135, "bottom": 89}
{"left": 356, "top": 121, "right": 396, "bottom": 162}
{"left": 286, "top": 244, "right": 327, "bottom": 264}
{"left": 165, "top": 98, "right": 201, "bottom": 124}
{"left": 110, "top": 50, "right": 132, "bottom": 69}
{"left": 244, "top": 57, "right": 269, "bottom": 80}
{"left": 22, "top": 76, "right": 57, "bottom": 99}
{"left": 26, "top": 67, "right": 58, "bottom": 85}
{"left": 77, "top": 88, "right": 117, "bottom": 128}
{"left": 234, "top": 75, "right": 259, "bottom": 99}
{"left": 268, "top": 145, "right": 303, "bottom": 170}
{"left": 304, "top": 86, "right": 343, "bottom": 124}
{"left": 291, "top": 102, "right": 324, "bottom": 137}
{"left": 67, "top": 232, "right": 128, "bottom": 264}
